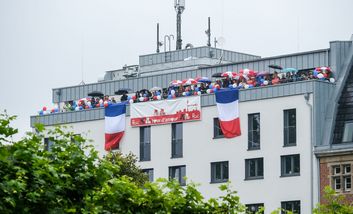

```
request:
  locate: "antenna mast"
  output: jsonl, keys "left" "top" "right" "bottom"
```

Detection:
{"left": 206, "top": 17, "right": 211, "bottom": 47}
{"left": 174, "top": 0, "right": 185, "bottom": 50}
{"left": 156, "top": 23, "right": 161, "bottom": 53}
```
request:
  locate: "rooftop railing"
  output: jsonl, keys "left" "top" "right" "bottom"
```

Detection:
{"left": 31, "top": 80, "right": 333, "bottom": 127}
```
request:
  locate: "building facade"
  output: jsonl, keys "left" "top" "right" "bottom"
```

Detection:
{"left": 31, "top": 36, "right": 353, "bottom": 213}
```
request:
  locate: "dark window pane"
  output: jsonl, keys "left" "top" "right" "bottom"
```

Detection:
{"left": 258, "top": 159, "right": 264, "bottom": 176}
{"left": 172, "top": 123, "right": 183, "bottom": 158}
{"left": 285, "top": 157, "right": 292, "bottom": 174}
{"left": 211, "top": 161, "right": 228, "bottom": 183}
{"left": 293, "top": 155, "right": 300, "bottom": 173}
{"left": 248, "top": 113, "right": 260, "bottom": 150}
{"left": 223, "top": 162, "right": 229, "bottom": 179}
{"left": 140, "top": 127, "right": 151, "bottom": 161}
{"left": 284, "top": 109, "right": 296, "bottom": 146}
{"left": 214, "top": 118, "right": 224, "bottom": 138}
{"left": 246, "top": 203, "right": 264, "bottom": 214}
{"left": 250, "top": 160, "right": 256, "bottom": 177}
{"left": 281, "top": 155, "right": 300, "bottom": 176}
{"left": 281, "top": 201, "right": 300, "bottom": 214}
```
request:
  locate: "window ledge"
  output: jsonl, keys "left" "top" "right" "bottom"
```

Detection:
{"left": 244, "top": 176, "right": 264, "bottom": 181}
{"left": 139, "top": 159, "right": 151, "bottom": 162}
{"left": 283, "top": 144, "right": 297, "bottom": 148}
{"left": 280, "top": 173, "right": 300, "bottom": 177}
{"left": 210, "top": 180, "right": 228, "bottom": 184}
{"left": 171, "top": 156, "right": 183, "bottom": 159}
{"left": 213, "top": 136, "right": 224, "bottom": 139}
{"left": 247, "top": 148, "right": 260, "bottom": 151}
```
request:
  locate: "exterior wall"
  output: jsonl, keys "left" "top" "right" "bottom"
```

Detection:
{"left": 319, "top": 154, "right": 353, "bottom": 204}
{"left": 45, "top": 94, "right": 315, "bottom": 214}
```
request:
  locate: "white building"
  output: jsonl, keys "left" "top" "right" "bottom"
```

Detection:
{"left": 31, "top": 36, "right": 353, "bottom": 213}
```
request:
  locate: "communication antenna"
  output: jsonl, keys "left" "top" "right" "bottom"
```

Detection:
{"left": 217, "top": 36, "right": 226, "bottom": 64}
{"left": 205, "top": 17, "right": 211, "bottom": 47}
{"left": 164, "top": 34, "right": 174, "bottom": 52}
{"left": 156, "top": 23, "right": 163, "bottom": 53}
{"left": 174, "top": 0, "right": 185, "bottom": 50}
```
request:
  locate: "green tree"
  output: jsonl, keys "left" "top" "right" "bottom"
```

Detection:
{"left": 313, "top": 186, "right": 353, "bottom": 214}
{"left": 0, "top": 112, "right": 247, "bottom": 213}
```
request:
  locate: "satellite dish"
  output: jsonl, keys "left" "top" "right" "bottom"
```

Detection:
{"left": 217, "top": 36, "right": 226, "bottom": 47}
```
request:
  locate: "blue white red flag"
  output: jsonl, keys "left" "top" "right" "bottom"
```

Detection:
{"left": 215, "top": 89, "right": 241, "bottom": 138}
{"left": 105, "top": 103, "right": 126, "bottom": 150}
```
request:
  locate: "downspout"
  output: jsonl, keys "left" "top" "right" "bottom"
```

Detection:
{"left": 304, "top": 92, "right": 314, "bottom": 211}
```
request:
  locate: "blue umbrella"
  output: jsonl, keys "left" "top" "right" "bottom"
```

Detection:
{"left": 282, "top": 68, "right": 298, "bottom": 73}
{"left": 197, "top": 77, "right": 211, "bottom": 83}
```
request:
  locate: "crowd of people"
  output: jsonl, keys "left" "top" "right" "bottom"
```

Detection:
{"left": 38, "top": 67, "right": 335, "bottom": 115}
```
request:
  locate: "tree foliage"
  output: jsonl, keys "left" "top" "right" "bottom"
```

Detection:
{"left": 0, "top": 112, "right": 249, "bottom": 213}
{"left": 313, "top": 186, "right": 353, "bottom": 214}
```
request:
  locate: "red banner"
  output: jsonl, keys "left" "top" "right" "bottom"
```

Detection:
{"left": 130, "top": 96, "right": 201, "bottom": 127}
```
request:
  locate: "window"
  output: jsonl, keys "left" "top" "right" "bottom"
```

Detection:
{"left": 213, "top": 118, "right": 224, "bottom": 138}
{"left": 211, "top": 161, "right": 229, "bottom": 183}
{"left": 342, "top": 122, "right": 353, "bottom": 142}
{"left": 333, "top": 177, "right": 341, "bottom": 191}
{"left": 281, "top": 200, "right": 300, "bottom": 214}
{"left": 284, "top": 109, "right": 296, "bottom": 146}
{"left": 44, "top": 137, "right": 54, "bottom": 151}
{"left": 245, "top": 158, "right": 264, "bottom": 180}
{"left": 281, "top": 154, "right": 300, "bottom": 177}
{"left": 344, "top": 164, "right": 351, "bottom": 174}
{"left": 331, "top": 163, "right": 352, "bottom": 193}
{"left": 246, "top": 203, "right": 264, "bottom": 214}
{"left": 140, "top": 126, "right": 151, "bottom": 161}
{"left": 248, "top": 113, "right": 260, "bottom": 150}
{"left": 333, "top": 165, "right": 341, "bottom": 175}
{"left": 169, "top": 165, "right": 186, "bottom": 186}
{"left": 142, "top": 168, "right": 154, "bottom": 182}
{"left": 172, "top": 123, "right": 183, "bottom": 158}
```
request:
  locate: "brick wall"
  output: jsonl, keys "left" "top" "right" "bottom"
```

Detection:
{"left": 319, "top": 155, "right": 353, "bottom": 204}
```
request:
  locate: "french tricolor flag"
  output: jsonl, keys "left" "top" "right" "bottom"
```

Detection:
{"left": 105, "top": 103, "right": 126, "bottom": 151}
{"left": 215, "top": 89, "right": 241, "bottom": 138}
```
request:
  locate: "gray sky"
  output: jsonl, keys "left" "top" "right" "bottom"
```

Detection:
{"left": 0, "top": 0, "right": 352, "bottom": 139}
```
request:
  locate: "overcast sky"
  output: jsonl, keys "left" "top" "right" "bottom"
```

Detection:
{"left": 0, "top": 0, "right": 352, "bottom": 139}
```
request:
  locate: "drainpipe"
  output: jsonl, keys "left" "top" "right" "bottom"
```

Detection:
{"left": 304, "top": 93, "right": 314, "bottom": 211}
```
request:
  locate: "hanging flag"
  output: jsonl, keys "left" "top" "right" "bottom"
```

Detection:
{"left": 105, "top": 103, "right": 126, "bottom": 150}
{"left": 215, "top": 89, "right": 241, "bottom": 138}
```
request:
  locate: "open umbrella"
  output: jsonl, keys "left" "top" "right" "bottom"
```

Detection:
{"left": 150, "top": 86, "right": 162, "bottom": 92}
{"left": 315, "top": 66, "right": 331, "bottom": 72}
{"left": 140, "top": 89, "right": 152, "bottom": 96}
{"left": 182, "top": 78, "right": 197, "bottom": 85}
{"left": 195, "top": 76, "right": 211, "bottom": 83}
{"left": 282, "top": 68, "right": 298, "bottom": 73}
{"left": 169, "top": 80, "right": 183, "bottom": 86}
{"left": 211, "top": 72, "right": 223, "bottom": 78}
{"left": 88, "top": 91, "right": 104, "bottom": 97}
{"left": 256, "top": 71, "right": 270, "bottom": 77}
{"left": 268, "top": 64, "right": 283, "bottom": 70}
{"left": 114, "top": 88, "right": 131, "bottom": 95}
{"left": 221, "top": 71, "right": 237, "bottom": 78}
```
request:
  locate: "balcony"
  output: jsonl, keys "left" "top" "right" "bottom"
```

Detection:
{"left": 31, "top": 80, "right": 334, "bottom": 127}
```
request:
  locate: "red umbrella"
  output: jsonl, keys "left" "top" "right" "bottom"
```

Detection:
{"left": 239, "top": 68, "right": 255, "bottom": 74}
{"left": 315, "top": 67, "right": 331, "bottom": 72}
{"left": 169, "top": 80, "right": 183, "bottom": 86}
{"left": 182, "top": 78, "right": 197, "bottom": 85}
{"left": 221, "top": 71, "right": 236, "bottom": 78}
